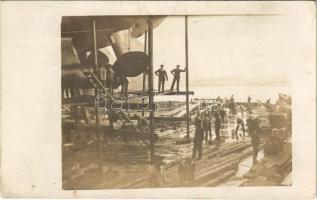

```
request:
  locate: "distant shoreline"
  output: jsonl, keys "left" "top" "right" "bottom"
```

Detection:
{"left": 190, "top": 76, "right": 289, "bottom": 88}
{"left": 155, "top": 85, "right": 290, "bottom": 103}
{"left": 191, "top": 83, "right": 289, "bottom": 87}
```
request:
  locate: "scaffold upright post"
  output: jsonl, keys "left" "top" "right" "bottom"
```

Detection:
{"left": 142, "top": 31, "right": 148, "bottom": 117}
{"left": 148, "top": 18, "right": 155, "bottom": 164}
{"left": 185, "top": 15, "right": 190, "bottom": 139}
{"left": 92, "top": 18, "right": 101, "bottom": 157}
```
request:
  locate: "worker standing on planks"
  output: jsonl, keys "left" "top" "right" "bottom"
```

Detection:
{"left": 235, "top": 117, "right": 246, "bottom": 139}
{"left": 155, "top": 64, "right": 168, "bottom": 92}
{"left": 192, "top": 111, "right": 204, "bottom": 160}
{"left": 248, "top": 95, "right": 252, "bottom": 103}
{"left": 229, "top": 94, "right": 235, "bottom": 115}
{"left": 202, "top": 111, "right": 212, "bottom": 144}
{"left": 246, "top": 115, "right": 260, "bottom": 165}
{"left": 214, "top": 111, "right": 221, "bottom": 140}
{"left": 170, "top": 65, "right": 186, "bottom": 92}
{"left": 219, "top": 108, "right": 226, "bottom": 123}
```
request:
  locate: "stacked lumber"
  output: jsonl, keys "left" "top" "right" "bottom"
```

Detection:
{"left": 102, "top": 140, "right": 253, "bottom": 189}
{"left": 187, "top": 141, "right": 252, "bottom": 187}
{"left": 160, "top": 102, "right": 200, "bottom": 118}
{"left": 199, "top": 170, "right": 237, "bottom": 187}
{"left": 242, "top": 142, "right": 292, "bottom": 186}
{"left": 63, "top": 111, "right": 260, "bottom": 189}
{"left": 66, "top": 141, "right": 258, "bottom": 189}
{"left": 97, "top": 170, "right": 148, "bottom": 189}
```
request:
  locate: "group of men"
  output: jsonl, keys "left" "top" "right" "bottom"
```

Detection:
{"left": 233, "top": 115, "right": 260, "bottom": 165}
{"left": 192, "top": 106, "right": 260, "bottom": 165}
{"left": 155, "top": 64, "right": 186, "bottom": 92}
{"left": 192, "top": 110, "right": 222, "bottom": 160}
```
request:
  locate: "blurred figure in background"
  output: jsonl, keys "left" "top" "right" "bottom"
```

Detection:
{"left": 235, "top": 117, "right": 246, "bottom": 139}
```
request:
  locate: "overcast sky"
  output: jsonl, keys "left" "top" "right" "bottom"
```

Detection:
{"left": 145, "top": 15, "right": 300, "bottom": 85}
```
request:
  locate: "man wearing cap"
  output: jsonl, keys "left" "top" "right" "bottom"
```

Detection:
{"left": 192, "top": 111, "right": 204, "bottom": 160}
{"left": 155, "top": 64, "right": 168, "bottom": 92}
{"left": 170, "top": 65, "right": 186, "bottom": 92}
{"left": 246, "top": 115, "right": 260, "bottom": 165}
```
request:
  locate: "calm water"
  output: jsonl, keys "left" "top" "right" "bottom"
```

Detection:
{"left": 155, "top": 85, "right": 290, "bottom": 103}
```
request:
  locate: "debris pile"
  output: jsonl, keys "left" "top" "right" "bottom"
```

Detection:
{"left": 242, "top": 142, "right": 292, "bottom": 186}
{"left": 94, "top": 140, "right": 254, "bottom": 189}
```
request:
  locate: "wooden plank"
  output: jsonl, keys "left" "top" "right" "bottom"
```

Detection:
{"left": 62, "top": 122, "right": 159, "bottom": 142}
{"left": 191, "top": 161, "right": 239, "bottom": 185}
{"left": 128, "top": 90, "right": 194, "bottom": 96}
{"left": 199, "top": 170, "right": 237, "bottom": 187}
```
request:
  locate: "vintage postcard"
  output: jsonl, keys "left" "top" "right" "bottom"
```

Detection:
{"left": 1, "top": 1, "right": 316, "bottom": 198}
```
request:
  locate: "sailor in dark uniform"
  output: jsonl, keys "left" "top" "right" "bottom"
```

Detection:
{"left": 155, "top": 65, "right": 168, "bottom": 92}
{"left": 170, "top": 65, "right": 186, "bottom": 92}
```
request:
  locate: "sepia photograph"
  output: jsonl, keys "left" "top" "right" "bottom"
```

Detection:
{"left": 61, "top": 15, "right": 292, "bottom": 189}
{"left": 1, "top": 0, "right": 316, "bottom": 198}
